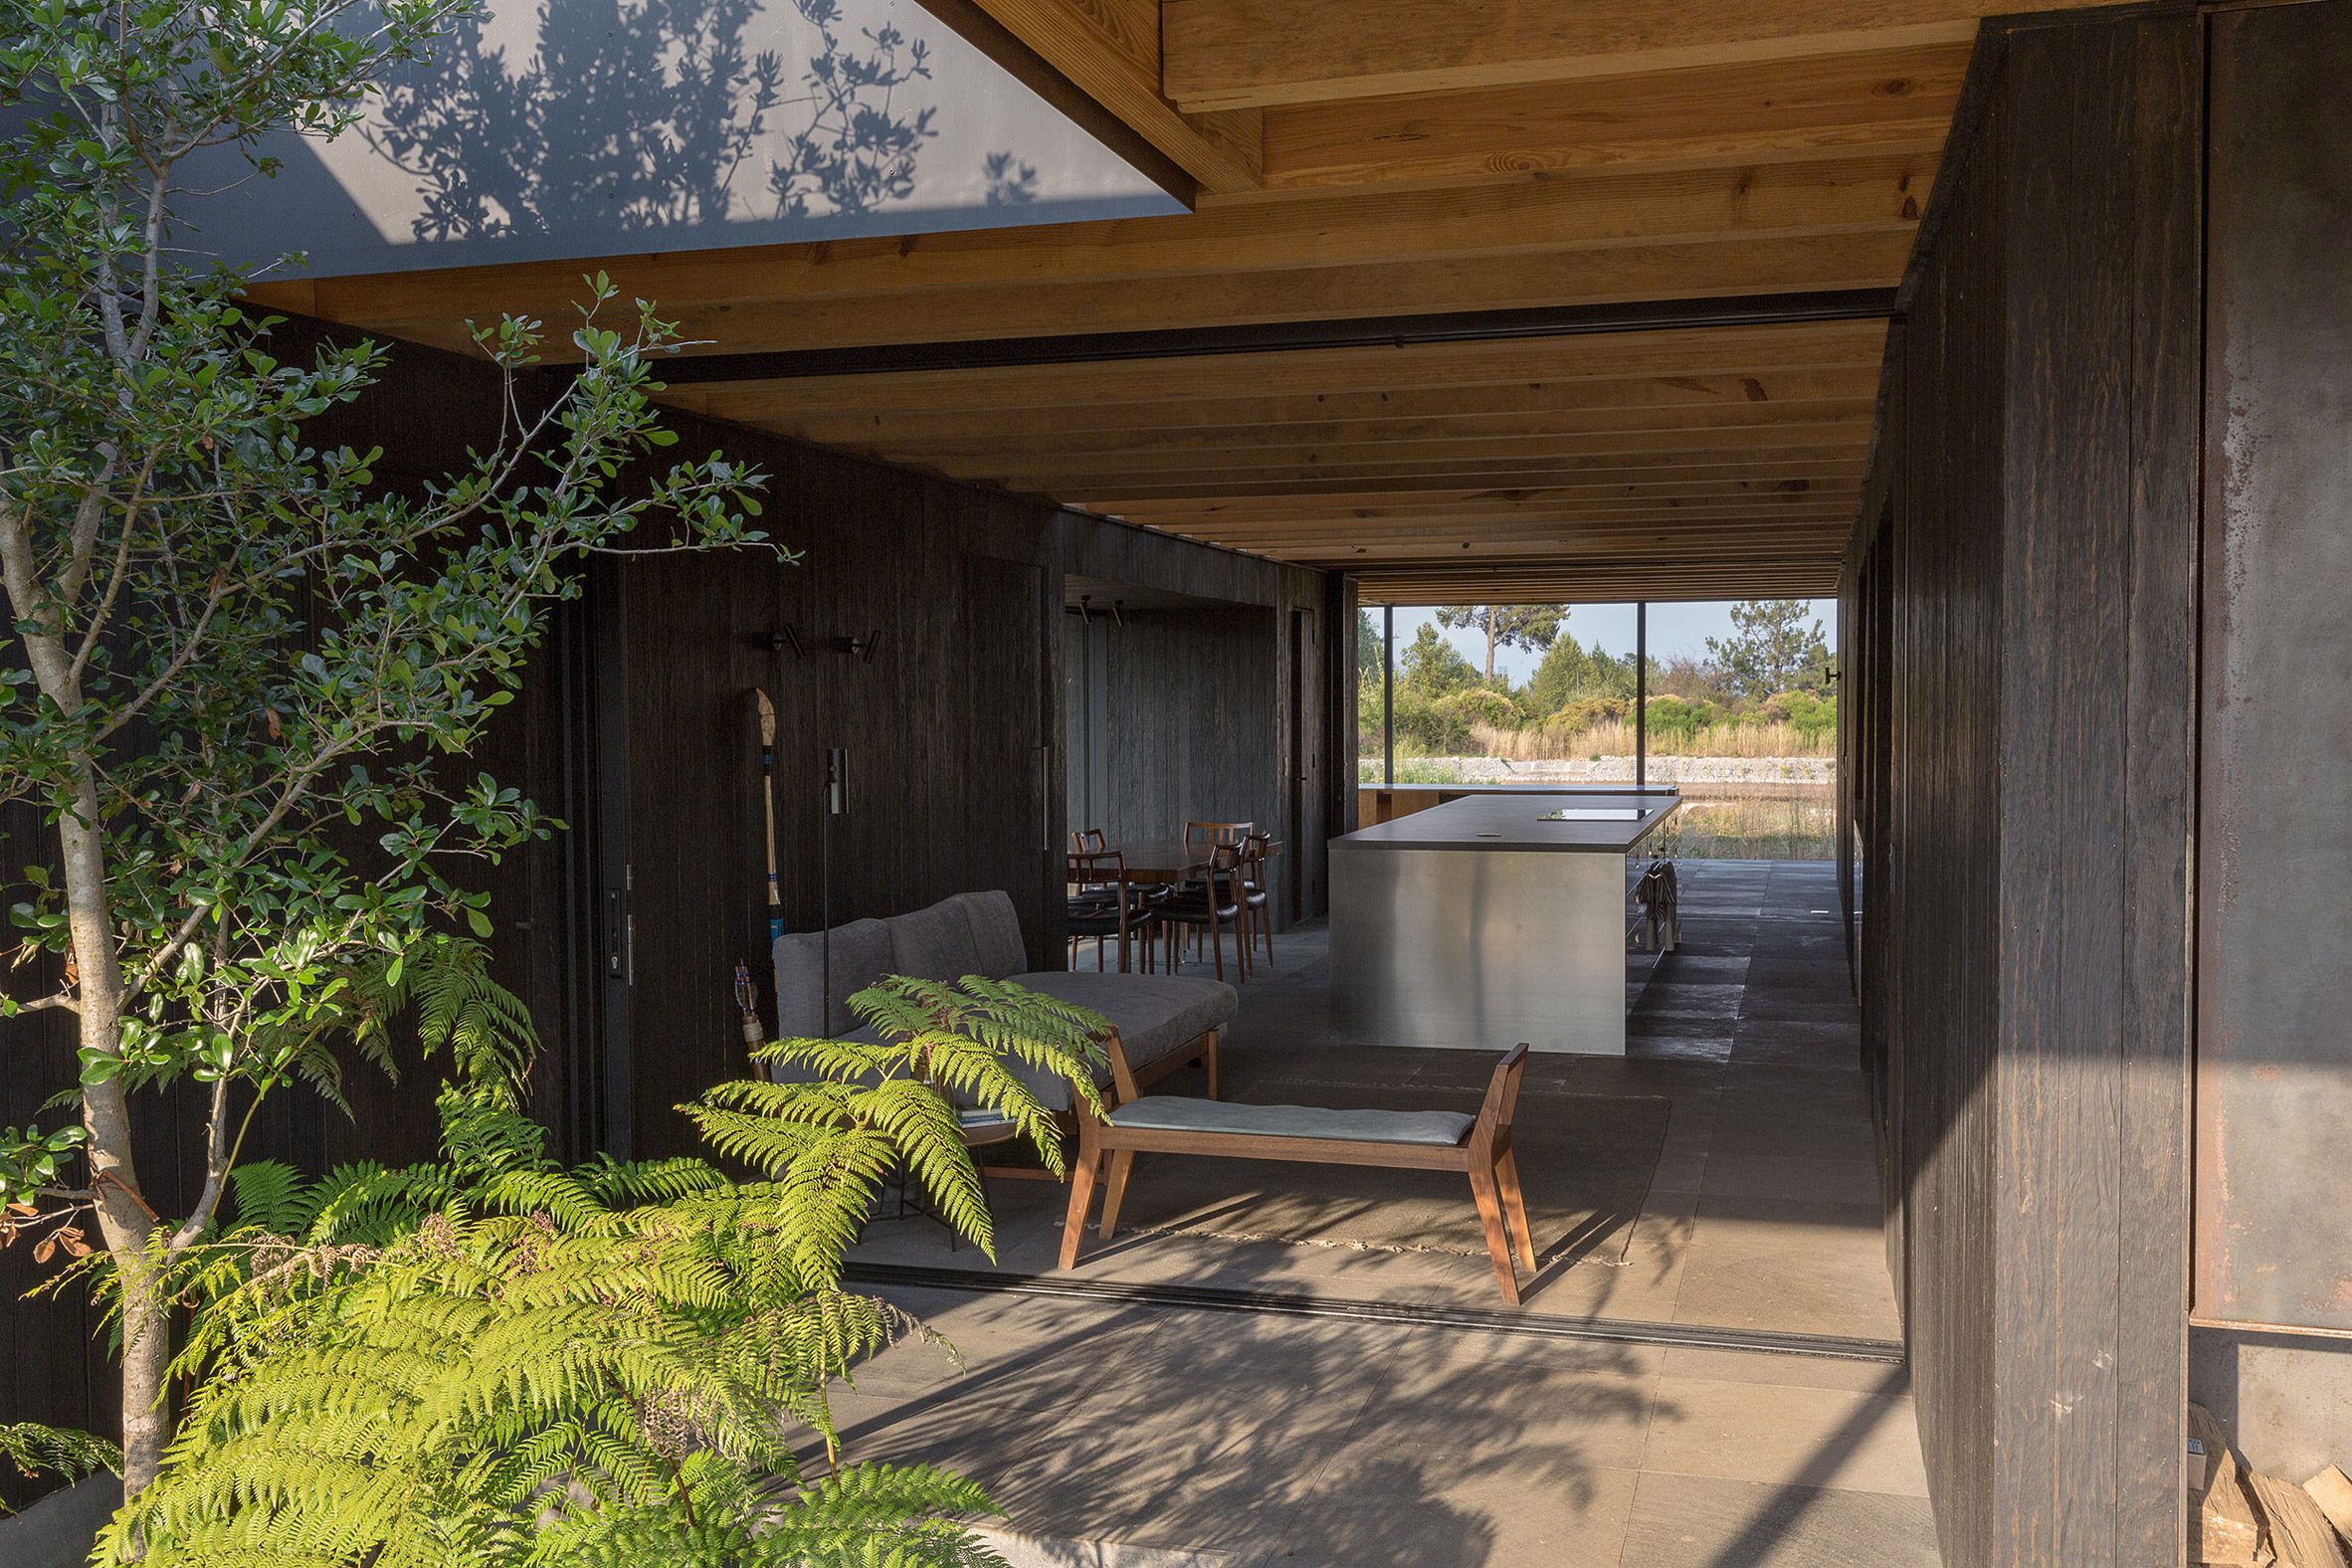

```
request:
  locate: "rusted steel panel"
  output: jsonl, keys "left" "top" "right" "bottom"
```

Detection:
{"left": 2196, "top": 0, "right": 2352, "bottom": 1334}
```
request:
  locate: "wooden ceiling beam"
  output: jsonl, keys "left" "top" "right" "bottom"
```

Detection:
{"left": 1264, "top": 536, "right": 1853, "bottom": 565}
{"left": 661, "top": 319, "right": 1888, "bottom": 417}
{"left": 1161, "top": 0, "right": 2120, "bottom": 110}
{"left": 749, "top": 366, "right": 1883, "bottom": 446}
{"left": 1356, "top": 568, "right": 1840, "bottom": 604}
{"left": 914, "top": 0, "right": 1263, "bottom": 194}
{"left": 355, "top": 227, "right": 1915, "bottom": 355}
{"left": 1257, "top": 44, "right": 1969, "bottom": 191}
{"left": 311, "top": 156, "right": 1924, "bottom": 350}
{"left": 1182, "top": 514, "right": 1858, "bottom": 542}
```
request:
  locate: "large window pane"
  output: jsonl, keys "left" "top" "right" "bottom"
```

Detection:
{"left": 1640, "top": 598, "right": 1838, "bottom": 861}
{"left": 1350, "top": 598, "right": 1839, "bottom": 861}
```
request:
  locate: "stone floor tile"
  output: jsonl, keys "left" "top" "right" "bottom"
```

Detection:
{"left": 1618, "top": 1471, "right": 1941, "bottom": 1567}
{"left": 1639, "top": 1372, "right": 1926, "bottom": 1496}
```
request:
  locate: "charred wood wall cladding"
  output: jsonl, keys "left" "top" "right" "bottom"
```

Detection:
{"left": 580, "top": 427, "right": 1340, "bottom": 1165}
{"left": 0, "top": 317, "right": 1348, "bottom": 1464}
{"left": 1843, "top": 10, "right": 2199, "bottom": 1565}
{"left": 2190, "top": 0, "right": 2352, "bottom": 1479}
{"left": 1064, "top": 605, "right": 1280, "bottom": 866}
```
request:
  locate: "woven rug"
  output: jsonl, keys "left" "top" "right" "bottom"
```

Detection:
{"left": 1110, "top": 1084, "right": 1671, "bottom": 1271}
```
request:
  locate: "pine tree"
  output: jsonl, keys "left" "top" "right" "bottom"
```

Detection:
{"left": 1704, "top": 600, "right": 1831, "bottom": 699}
{"left": 1432, "top": 606, "right": 1564, "bottom": 682}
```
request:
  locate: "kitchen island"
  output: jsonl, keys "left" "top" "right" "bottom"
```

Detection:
{"left": 1329, "top": 791, "right": 1679, "bottom": 1055}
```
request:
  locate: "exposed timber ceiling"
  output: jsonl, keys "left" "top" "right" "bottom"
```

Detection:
{"left": 246, "top": 0, "right": 2131, "bottom": 601}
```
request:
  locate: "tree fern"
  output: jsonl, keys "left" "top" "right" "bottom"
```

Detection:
{"left": 103, "top": 975, "right": 1106, "bottom": 1566}
{"left": 0, "top": 1422, "right": 119, "bottom": 1510}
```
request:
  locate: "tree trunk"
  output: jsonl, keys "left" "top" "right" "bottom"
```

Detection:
{"left": 116, "top": 1263, "right": 172, "bottom": 1495}
{"left": 1482, "top": 611, "right": 1497, "bottom": 682}
{"left": 58, "top": 772, "right": 168, "bottom": 1491}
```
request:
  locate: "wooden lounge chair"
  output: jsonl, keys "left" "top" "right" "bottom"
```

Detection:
{"left": 1061, "top": 1040, "right": 1536, "bottom": 1304}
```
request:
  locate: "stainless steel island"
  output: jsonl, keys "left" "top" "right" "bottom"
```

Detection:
{"left": 1329, "top": 791, "right": 1679, "bottom": 1055}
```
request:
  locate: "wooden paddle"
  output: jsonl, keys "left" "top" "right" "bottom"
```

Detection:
{"left": 740, "top": 687, "right": 787, "bottom": 1081}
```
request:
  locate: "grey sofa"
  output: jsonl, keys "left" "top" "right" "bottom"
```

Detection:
{"left": 772, "top": 890, "right": 1234, "bottom": 1110}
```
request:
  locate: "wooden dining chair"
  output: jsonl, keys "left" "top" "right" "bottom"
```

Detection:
{"left": 1067, "top": 849, "right": 1154, "bottom": 972}
{"left": 1071, "top": 828, "right": 1107, "bottom": 853}
{"left": 1239, "top": 830, "right": 1274, "bottom": 968}
{"left": 1160, "top": 842, "right": 1247, "bottom": 981}
{"left": 1183, "top": 820, "right": 1254, "bottom": 849}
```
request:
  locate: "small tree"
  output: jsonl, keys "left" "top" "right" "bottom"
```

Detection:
{"left": 1433, "top": 604, "right": 1563, "bottom": 683}
{"left": 0, "top": 0, "right": 767, "bottom": 1495}
{"left": 1397, "top": 623, "right": 1480, "bottom": 698}
{"left": 1705, "top": 599, "right": 1831, "bottom": 700}
{"left": 1356, "top": 607, "right": 1382, "bottom": 686}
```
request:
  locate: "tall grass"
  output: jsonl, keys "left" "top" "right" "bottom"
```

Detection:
{"left": 1470, "top": 718, "right": 1836, "bottom": 760}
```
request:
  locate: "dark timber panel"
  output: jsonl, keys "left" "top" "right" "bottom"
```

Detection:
{"left": 2195, "top": 0, "right": 2352, "bottom": 1338}
{"left": 1845, "top": 12, "right": 2198, "bottom": 1564}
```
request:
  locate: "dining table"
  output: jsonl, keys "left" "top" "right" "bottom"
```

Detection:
{"left": 1074, "top": 839, "right": 1284, "bottom": 976}
{"left": 1105, "top": 838, "right": 1283, "bottom": 883}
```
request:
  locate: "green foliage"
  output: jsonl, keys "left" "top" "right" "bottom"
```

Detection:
{"left": 1704, "top": 600, "right": 1831, "bottom": 699}
{"left": 100, "top": 975, "right": 1103, "bottom": 1567}
{"left": 1524, "top": 636, "right": 1637, "bottom": 716}
{"left": 1356, "top": 609, "right": 1382, "bottom": 683}
{"left": 1397, "top": 625, "right": 1480, "bottom": 698}
{"left": 0, "top": 1422, "right": 119, "bottom": 1509}
{"left": 0, "top": 0, "right": 777, "bottom": 1488}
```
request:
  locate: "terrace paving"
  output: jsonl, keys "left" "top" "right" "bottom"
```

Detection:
{"left": 836, "top": 861, "right": 1936, "bottom": 1565}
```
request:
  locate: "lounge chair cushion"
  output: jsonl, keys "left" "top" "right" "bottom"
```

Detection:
{"left": 772, "top": 917, "right": 894, "bottom": 1038}
{"left": 954, "top": 890, "right": 1031, "bottom": 979}
{"left": 1000, "top": 970, "right": 1237, "bottom": 1111}
{"left": 1106, "top": 1096, "right": 1474, "bottom": 1148}
{"left": 889, "top": 895, "right": 983, "bottom": 984}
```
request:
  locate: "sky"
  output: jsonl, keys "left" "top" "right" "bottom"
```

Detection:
{"left": 1373, "top": 599, "right": 1840, "bottom": 685}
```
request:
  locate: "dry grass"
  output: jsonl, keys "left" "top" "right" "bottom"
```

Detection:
{"left": 1652, "top": 796, "right": 1837, "bottom": 860}
{"left": 1470, "top": 718, "right": 1836, "bottom": 760}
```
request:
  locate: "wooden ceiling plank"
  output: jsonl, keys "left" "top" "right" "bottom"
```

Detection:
{"left": 858, "top": 396, "right": 1879, "bottom": 463}
{"left": 1089, "top": 474, "right": 1863, "bottom": 507}
{"left": 1161, "top": 0, "right": 2118, "bottom": 111}
{"left": 1001, "top": 448, "right": 1875, "bottom": 492}
{"left": 1072, "top": 466, "right": 1868, "bottom": 505}
{"left": 1257, "top": 44, "right": 1969, "bottom": 190}
{"left": 952, "top": 419, "right": 1876, "bottom": 477}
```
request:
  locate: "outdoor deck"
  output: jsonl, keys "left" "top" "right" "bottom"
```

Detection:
{"left": 835, "top": 861, "right": 1935, "bottom": 1565}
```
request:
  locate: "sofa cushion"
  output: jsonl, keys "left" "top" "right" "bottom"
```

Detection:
{"left": 955, "top": 890, "right": 1030, "bottom": 979}
{"left": 888, "top": 895, "right": 984, "bottom": 984}
{"left": 772, "top": 917, "right": 894, "bottom": 1039}
{"left": 1106, "top": 1097, "right": 1473, "bottom": 1147}
{"left": 1002, "top": 970, "right": 1238, "bottom": 1111}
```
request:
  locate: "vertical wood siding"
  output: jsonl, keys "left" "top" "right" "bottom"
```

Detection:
{"left": 1845, "top": 12, "right": 2198, "bottom": 1563}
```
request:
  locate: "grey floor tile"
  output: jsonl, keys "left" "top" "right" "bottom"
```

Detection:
{"left": 1619, "top": 1471, "right": 1940, "bottom": 1567}
{"left": 1639, "top": 1372, "right": 1925, "bottom": 1496}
